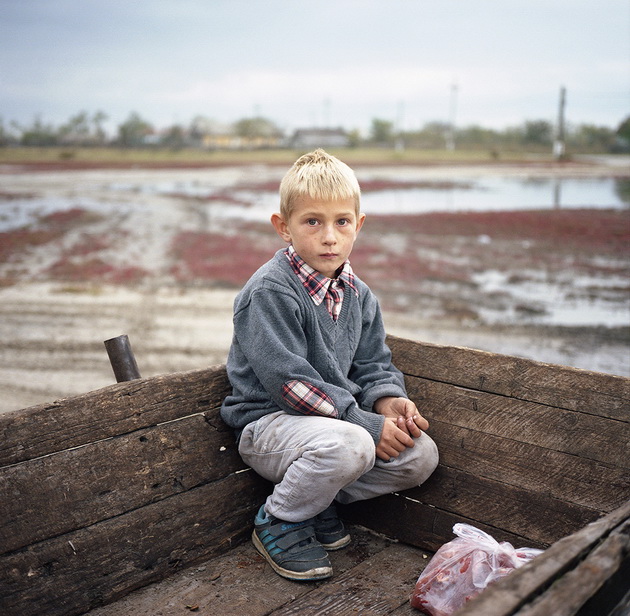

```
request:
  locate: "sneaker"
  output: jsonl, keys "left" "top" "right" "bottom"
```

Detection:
{"left": 252, "top": 506, "right": 333, "bottom": 581}
{"left": 314, "top": 504, "right": 351, "bottom": 551}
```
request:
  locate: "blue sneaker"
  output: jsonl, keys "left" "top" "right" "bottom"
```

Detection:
{"left": 252, "top": 506, "right": 333, "bottom": 581}
{"left": 314, "top": 504, "right": 351, "bottom": 551}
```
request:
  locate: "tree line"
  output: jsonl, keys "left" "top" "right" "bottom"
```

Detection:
{"left": 1, "top": 110, "right": 629, "bottom": 153}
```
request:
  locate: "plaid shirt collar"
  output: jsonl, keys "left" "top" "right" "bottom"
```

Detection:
{"left": 284, "top": 245, "right": 358, "bottom": 305}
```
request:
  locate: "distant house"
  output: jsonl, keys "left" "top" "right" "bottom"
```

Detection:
{"left": 290, "top": 128, "right": 350, "bottom": 149}
{"left": 201, "top": 133, "right": 284, "bottom": 150}
{"left": 201, "top": 132, "right": 243, "bottom": 150}
{"left": 197, "top": 119, "right": 284, "bottom": 150}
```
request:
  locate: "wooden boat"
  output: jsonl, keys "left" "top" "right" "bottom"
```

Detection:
{"left": 1, "top": 334, "right": 628, "bottom": 616}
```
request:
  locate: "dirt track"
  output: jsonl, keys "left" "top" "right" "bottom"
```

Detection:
{"left": 1, "top": 160, "right": 628, "bottom": 413}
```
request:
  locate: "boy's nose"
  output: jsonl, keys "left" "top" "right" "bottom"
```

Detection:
{"left": 322, "top": 226, "right": 337, "bottom": 244}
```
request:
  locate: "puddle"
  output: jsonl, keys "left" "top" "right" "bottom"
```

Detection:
{"left": 472, "top": 269, "right": 630, "bottom": 327}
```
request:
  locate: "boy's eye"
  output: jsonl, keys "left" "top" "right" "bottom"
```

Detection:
{"left": 337, "top": 218, "right": 349, "bottom": 226}
{"left": 306, "top": 219, "right": 319, "bottom": 226}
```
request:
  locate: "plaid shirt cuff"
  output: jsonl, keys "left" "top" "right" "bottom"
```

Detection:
{"left": 282, "top": 380, "right": 338, "bottom": 418}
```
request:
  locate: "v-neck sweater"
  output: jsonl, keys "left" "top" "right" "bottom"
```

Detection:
{"left": 220, "top": 249, "right": 407, "bottom": 443}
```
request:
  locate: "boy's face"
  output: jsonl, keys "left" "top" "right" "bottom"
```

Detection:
{"left": 271, "top": 196, "right": 366, "bottom": 279}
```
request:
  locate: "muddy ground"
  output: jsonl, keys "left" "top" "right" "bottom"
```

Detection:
{"left": 1, "top": 159, "right": 628, "bottom": 413}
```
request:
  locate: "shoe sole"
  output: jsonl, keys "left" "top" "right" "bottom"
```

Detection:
{"left": 320, "top": 534, "right": 351, "bottom": 551}
{"left": 252, "top": 530, "right": 333, "bottom": 581}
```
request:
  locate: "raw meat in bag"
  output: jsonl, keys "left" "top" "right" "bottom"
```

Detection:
{"left": 410, "top": 524, "right": 543, "bottom": 615}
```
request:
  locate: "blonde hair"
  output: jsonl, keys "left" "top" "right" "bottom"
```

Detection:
{"left": 279, "top": 149, "right": 361, "bottom": 219}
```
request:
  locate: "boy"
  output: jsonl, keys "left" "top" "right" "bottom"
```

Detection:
{"left": 220, "top": 149, "right": 438, "bottom": 581}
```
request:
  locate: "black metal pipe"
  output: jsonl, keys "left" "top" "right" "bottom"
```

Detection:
{"left": 104, "top": 334, "right": 141, "bottom": 382}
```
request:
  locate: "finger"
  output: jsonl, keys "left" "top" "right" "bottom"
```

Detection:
{"left": 394, "top": 427, "right": 415, "bottom": 449}
{"left": 376, "top": 442, "right": 402, "bottom": 460}
{"left": 389, "top": 427, "right": 410, "bottom": 452}
{"left": 398, "top": 415, "right": 420, "bottom": 440}
{"left": 403, "top": 399, "right": 418, "bottom": 420}
{"left": 376, "top": 449, "right": 391, "bottom": 461}
{"left": 405, "top": 415, "right": 423, "bottom": 437}
{"left": 396, "top": 415, "right": 411, "bottom": 435}
{"left": 415, "top": 413, "right": 430, "bottom": 431}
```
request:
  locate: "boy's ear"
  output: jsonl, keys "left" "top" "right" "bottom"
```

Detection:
{"left": 271, "top": 212, "right": 292, "bottom": 242}
{"left": 356, "top": 213, "right": 366, "bottom": 232}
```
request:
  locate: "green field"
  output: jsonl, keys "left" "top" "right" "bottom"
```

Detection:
{"left": 0, "top": 146, "right": 556, "bottom": 167}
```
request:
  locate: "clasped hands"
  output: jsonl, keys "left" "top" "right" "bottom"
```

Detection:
{"left": 373, "top": 396, "right": 429, "bottom": 462}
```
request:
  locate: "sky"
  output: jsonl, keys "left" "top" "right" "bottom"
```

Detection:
{"left": 1, "top": 0, "right": 628, "bottom": 137}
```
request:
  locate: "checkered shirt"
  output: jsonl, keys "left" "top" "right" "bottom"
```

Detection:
{"left": 284, "top": 245, "right": 358, "bottom": 322}
{"left": 281, "top": 245, "right": 359, "bottom": 416}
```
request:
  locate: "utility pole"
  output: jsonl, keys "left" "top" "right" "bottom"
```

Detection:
{"left": 553, "top": 86, "right": 566, "bottom": 160}
{"left": 446, "top": 82, "right": 458, "bottom": 151}
{"left": 395, "top": 100, "right": 405, "bottom": 151}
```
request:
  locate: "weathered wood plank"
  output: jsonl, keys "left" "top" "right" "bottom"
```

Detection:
{"left": 403, "top": 466, "right": 598, "bottom": 546}
{"left": 0, "top": 366, "right": 231, "bottom": 466}
{"left": 406, "top": 377, "right": 629, "bottom": 467}
{"left": 1, "top": 411, "right": 245, "bottom": 555}
{"left": 341, "top": 489, "right": 538, "bottom": 554}
{"left": 0, "top": 470, "right": 271, "bottom": 616}
{"left": 387, "top": 335, "right": 630, "bottom": 419}
{"left": 454, "top": 499, "right": 630, "bottom": 616}
{"left": 515, "top": 523, "right": 630, "bottom": 616}
{"left": 608, "top": 590, "right": 630, "bottom": 616}
{"left": 269, "top": 542, "right": 422, "bottom": 615}
{"left": 88, "top": 526, "right": 406, "bottom": 616}
{"left": 347, "top": 466, "right": 598, "bottom": 550}
{"left": 343, "top": 462, "right": 621, "bottom": 552}
{"left": 429, "top": 420, "right": 629, "bottom": 513}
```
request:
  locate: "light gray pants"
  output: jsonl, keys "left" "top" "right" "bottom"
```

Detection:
{"left": 238, "top": 411, "right": 439, "bottom": 523}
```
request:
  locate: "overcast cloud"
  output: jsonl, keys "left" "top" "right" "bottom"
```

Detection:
{"left": 1, "top": 0, "right": 628, "bottom": 135}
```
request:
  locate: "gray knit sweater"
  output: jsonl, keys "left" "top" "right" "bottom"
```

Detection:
{"left": 220, "top": 249, "right": 407, "bottom": 443}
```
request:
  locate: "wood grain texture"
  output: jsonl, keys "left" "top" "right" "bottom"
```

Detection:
{"left": 403, "top": 465, "right": 598, "bottom": 546}
{"left": 1, "top": 411, "right": 245, "bottom": 555}
{"left": 0, "top": 366, "right": 231, "bottom": 466}
{"left": 269, "top": 543, "right": 421, "bottom": 615}
{"left": 516, "top": 529, "right": 630, "bottom": 616}
{"left": 387, "top": 335, "right": 630, "bottom": 419}
{"left": 0, "top": 470, "right": 271, "bottom": 616}
{"left": 88, "top": 526, "right": 430, "bottom": 616}
{"left": 405, "top": 377, "right": 629, "bottom": 467}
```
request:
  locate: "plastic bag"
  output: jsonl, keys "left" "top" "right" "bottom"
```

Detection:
{"left": 410, "top": 524, "right": 543, "bottom": 615}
